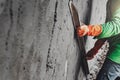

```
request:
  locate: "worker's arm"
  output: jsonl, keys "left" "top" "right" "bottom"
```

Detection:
{"left": 77, "top": 18, "right": 120, "bottom": 38}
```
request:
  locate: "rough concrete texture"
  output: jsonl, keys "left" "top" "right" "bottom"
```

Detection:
{"left": 0, "top": 0, "right": 107, "bottom": 80}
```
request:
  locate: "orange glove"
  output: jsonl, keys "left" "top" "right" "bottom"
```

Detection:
{"left": 77, "top": 24, "right": 102, "bottom": 37}
{"left": 77, "top": 25, "right": 89, "bottom": 37}
{"left": 86, "top": 39, "right": 106, "bottom": 60}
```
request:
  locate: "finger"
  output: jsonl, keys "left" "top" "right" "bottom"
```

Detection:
{"left": 77, "top": 30, "right": 85, "bottom": 37}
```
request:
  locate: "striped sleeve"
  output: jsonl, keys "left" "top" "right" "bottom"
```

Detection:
{"left": 97, "top": 18, "right": 120, "bottom": 38}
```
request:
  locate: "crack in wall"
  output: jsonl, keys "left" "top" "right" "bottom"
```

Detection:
{"left": 17, "top": 1, "right": 24, "bottom": 26}
{"left": 46, "top": 0, "right": 58, "bottom": 72}
{"left": 9, "top": 0, "right": 13, "bottom": 24}
{"left": 5, "top": 0, "right": 13, "bottom": 51}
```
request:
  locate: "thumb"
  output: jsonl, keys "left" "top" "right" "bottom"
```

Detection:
{"left": 77, "top": 28, "right": 85, "bottom": 37}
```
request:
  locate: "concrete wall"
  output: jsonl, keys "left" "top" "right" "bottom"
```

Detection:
{"left": 0, "top": 0, "right": 107, "bottom": 80}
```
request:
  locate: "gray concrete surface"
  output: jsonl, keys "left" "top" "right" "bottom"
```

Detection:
{"left": 0, "top": 0, "right": 107, "bottom": 80}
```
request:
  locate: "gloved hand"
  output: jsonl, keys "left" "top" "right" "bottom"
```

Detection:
{"left": 77, "top": 25, "right": 89, "bottom": 37}
{"left": 77, "top": 24, "right": 102, "bottom": 37}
